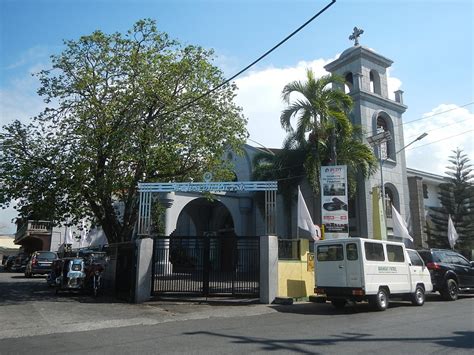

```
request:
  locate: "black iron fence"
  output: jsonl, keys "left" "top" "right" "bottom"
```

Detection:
{"left": 278, "top": 239, "right": 301, "bottom": 260}
{"left": 104, "top": 242, "right": 137, "bottom": 302}
{"left": 152, "top": 235, "right": 260, "bottom": 297}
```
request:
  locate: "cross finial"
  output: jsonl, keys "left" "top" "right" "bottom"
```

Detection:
{"left": 349, "top": 27, "right": 364, "bottom": 46}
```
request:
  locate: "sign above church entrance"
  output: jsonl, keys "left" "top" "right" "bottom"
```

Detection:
{"left": 138, "top": 181, "right": 277, "bottom": 193}
{"left": 137, "top": 178, "right": 278, "bottom": 237}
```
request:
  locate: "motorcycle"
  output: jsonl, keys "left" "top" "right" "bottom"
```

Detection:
{"left": 53, "top": 257, "right": 87, "bottom": 294}
{"left": 82, "top": 251, "right": 107, "bottom": 296}
{"left": 51, "top": 251, "right": 106, "bottom": 296}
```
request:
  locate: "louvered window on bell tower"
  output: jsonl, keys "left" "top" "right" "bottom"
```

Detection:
{"left": 344, "top": 72, "right": 353, "bottom": 93}
{"left": 376, "top": 116, "right": 389, "bottom": 159}
{"left": 370, "top": 70, "right": 381, "bottom": 95}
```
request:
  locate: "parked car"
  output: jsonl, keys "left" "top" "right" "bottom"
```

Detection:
{"left": 24, "top": 251, "right": 58, "bottom": 277}
{"left": 417, "top": 249, "right": 474, "bottom": 301}
{"left": 4, "top": 255, "right": 17, "bottom": 272}
{"left": 11, "top": 253, "right": 29, "bottom": 272}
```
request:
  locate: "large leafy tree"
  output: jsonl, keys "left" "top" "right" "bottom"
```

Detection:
{"left": 0, "top": 19, "right": 247, "bottom": 243}
{"left": 279, "top": 70, "right": 377, "bottom": 195}
{"left": 427, "top": 149, "right": 474, "bottom": 255}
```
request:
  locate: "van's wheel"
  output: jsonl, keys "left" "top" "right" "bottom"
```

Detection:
{"left": 369, "top": 288, "right": 389, "bottom": 311}
{"left": 411, "top": 286, "right": 425, "bottom": 306}
{"left": 331, "top": 299, "right": 346, "bottom": 309}
{"left": 441, "top": 279, "right": 458, "bottom": 301}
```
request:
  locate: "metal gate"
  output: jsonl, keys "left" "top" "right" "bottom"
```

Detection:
{"left": 151, "top": 236, "right": 260, "bottom": 297}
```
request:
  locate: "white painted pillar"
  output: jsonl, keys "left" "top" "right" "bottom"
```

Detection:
{"left": 134, "top": 237, "right": 153, "bottom": 303}
{"left": 160, "top": 192, "right": 175, "bottom": 236}
{"left": 260, "top": 235, "right": 278, "bottom": 304}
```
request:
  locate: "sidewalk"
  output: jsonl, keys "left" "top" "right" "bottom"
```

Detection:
{"left": 1, "top": 289, "right": 274, "bottom": 340}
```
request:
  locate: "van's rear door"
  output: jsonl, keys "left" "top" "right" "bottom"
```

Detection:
{"left": 316, "top": 242, "right": 346, "bottom": 287}
{"left": 345, "top": 242, "right": 363, "bottom": 287}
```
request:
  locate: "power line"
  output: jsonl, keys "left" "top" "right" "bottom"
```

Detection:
{"left": 402, "top": 101, "right": 474, "bottom": 126}
{"left": 405, "top": 115, "right": 473, "bottom": 142}
{"left": 405, "top": 129, "right": 474, "bottom": 151}
{"left": 365, "top": 101, "right": 474, "bottom": 138}
{"left": 161, "top": 0, "right": 336, "bottom": 118}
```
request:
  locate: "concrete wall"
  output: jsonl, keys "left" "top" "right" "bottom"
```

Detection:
{"left": 277, "top": 239, "right": 314, "bottom": 298}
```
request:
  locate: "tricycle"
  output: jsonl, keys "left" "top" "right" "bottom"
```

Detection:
{"left": 51, "top": 253, "right": 105, "bottom": 296}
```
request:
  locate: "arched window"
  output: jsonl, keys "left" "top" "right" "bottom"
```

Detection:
{"left": 370, "top": 70, "right": 381, "bottom": 95}
{"left": 344, "top": 72, "right": 353, "bottom": 94}
{"left": 385, "top": 187, "right": 394, "bottom": 218}
{"left": 376, "top": 116, "right": 390, "bottom": 160}
{"left": 373, "top": 111, "right": 396, "bottom": 161}
{"left": 384, "top": 184, "right": 399, "bottom": 219}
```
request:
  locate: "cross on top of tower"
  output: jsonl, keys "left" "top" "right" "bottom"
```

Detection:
{"left": 349, "top": 27, "right": 364, "bottom": 46}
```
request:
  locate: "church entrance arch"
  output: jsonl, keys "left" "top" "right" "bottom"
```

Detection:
{"left": 174, "top": 198, "right": 235, "bottom": 238}
{"left": 138, "top": 178, "right": 277, "bottom": 298}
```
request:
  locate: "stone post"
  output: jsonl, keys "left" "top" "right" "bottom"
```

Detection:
{"left": 135, "top": 237, "right": 153, "bottom": 303}
{"left": 394, "top": 90, "right": 404, "bottom": 104}
{"left": 260, "top": 235, "right": 278, "bottom": 304}
{"left": 353, "top": 72, "right": 363, "bottom": 91}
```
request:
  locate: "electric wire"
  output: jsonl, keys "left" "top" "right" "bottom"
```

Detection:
{"left": 402, "top": 101, "right": 473, "bottom": 126}
{"left": 159, "top": 0, "right": 336, "bottom": 118}
{"left": 364, "top": 101, "right": 474, "bottom": 138}
{"left": 405, "top": 129, "right": 473, "bottom": 151}
{"left": 405, "top": 115, "right": 473, "bottom": 142}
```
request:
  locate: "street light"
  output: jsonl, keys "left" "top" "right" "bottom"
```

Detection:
{"left": 395, "top": 132, "right": 428, "bottom": 155}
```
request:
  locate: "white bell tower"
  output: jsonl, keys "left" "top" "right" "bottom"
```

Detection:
{"left": 324, "top": 28, "right": 409, "bottom": 239}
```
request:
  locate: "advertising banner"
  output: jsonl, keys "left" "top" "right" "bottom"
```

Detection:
{"left": 320, "top": 165, "right": 349, "bottom": 239}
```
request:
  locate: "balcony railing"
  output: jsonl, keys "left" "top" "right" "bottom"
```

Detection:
{"left": 15, "top": 220, "right": 52, "bottom": 242}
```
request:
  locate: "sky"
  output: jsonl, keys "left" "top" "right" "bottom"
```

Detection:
{"left": 0, "top": 0, "right": 473, "bottom": 234}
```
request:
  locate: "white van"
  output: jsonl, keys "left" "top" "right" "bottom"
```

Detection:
{"left": 314, "top": 238, "right": 432, "bottom": 311}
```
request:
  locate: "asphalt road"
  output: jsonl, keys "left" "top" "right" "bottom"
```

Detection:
{"left": 0, "top": 267, "right": 473, "bottom": 354}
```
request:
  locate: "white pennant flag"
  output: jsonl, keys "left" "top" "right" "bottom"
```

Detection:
{"left": 391, "top": 204, "right": 413, "bottom": 242}
{"left": 298, "top": 186, "right": 319, "bottom": 240}
{"left": 79, "top": 220, "right": 90, "bottom": 248}
{"left": 448, "top": 214, "right": 459, "bottom": 249}
{"left": 64, "top": 226, "right": 74, "bottom": 245}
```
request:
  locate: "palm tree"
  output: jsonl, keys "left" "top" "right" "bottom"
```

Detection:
{"left": 252, "top": 145, "right": 306, "bottom": 236}
{"left": 280, "top": 69, "right": 377, "bottom": 194}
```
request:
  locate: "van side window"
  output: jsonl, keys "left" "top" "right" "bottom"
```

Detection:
{"left": 317, "top": 245, "right": 343, "bottom": 261}
{"left": 387, "top": 245, "right": 405, "bottom": 262}
{"left": 364, "top": 242, "right": 385, "bottom": 261}
{"left": 346, "top": 243, "right": 358, "bottom": 260}
{"left": 407, "top": 250, "right": 423, "bottom": 266}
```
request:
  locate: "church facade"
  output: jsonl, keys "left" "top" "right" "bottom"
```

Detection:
{"left": 16, "top": 36, "right": 437, "bottom": 253}
{"left": 157, "top": 38, "right": 419, "bottom": 245}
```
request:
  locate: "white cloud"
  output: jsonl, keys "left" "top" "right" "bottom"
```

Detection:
{"left": 0, "top": 59, "right": 49, "bottom": 233}
{"left": 234, "top": 56, "right": 403, "bottom": 149}
{"left": 232, "top": 57, "right": 473, "bottom": 178}
{"left": 234, "top": 57, "right": 336, "bottom": 149}
{"left": 404, "top": 104, "right": 474, "bottom": 175}
{"left": 3, "top": 46, "right": 51, "bottom": 70}
{"left": 0, "top": 70, "right": 47, "bottom": 128}
{"left": 386, "top": 68, "right": 402, "bottom": 101}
